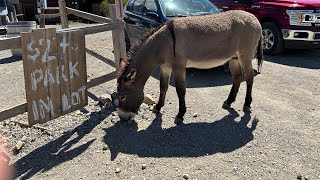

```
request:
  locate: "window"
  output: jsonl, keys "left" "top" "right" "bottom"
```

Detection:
{"left": 159, "top": 0, "right": 219, "bottom": 17}
{"left": 132, "top": 0, "right": 145, "bottom": 14}
{"left": 0, "top": 0, "right": 7, "bottom": 6}
{"left": 126, "top": 0, "right": 135, "bottom": 11}
{"left": 145, "top": 0, "right": 158, "bottom": 13}
{"left": 236, "top": 0, "right": 252, "bottom": 4}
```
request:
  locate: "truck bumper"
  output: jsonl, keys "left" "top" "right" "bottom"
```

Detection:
{"left": 282, "top": 29, "right": 320, "bottom": 49}
{"left": 284, "top": 40, "right": 320, "bottom": 49}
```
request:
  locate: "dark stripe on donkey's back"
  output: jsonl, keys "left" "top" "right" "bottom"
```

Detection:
{"left": 166, "top": 20, "right": 176, "bottom": 57}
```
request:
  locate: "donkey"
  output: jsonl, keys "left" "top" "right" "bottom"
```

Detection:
{"left": 117, "top": 10, "right": 263, "bottom": 124}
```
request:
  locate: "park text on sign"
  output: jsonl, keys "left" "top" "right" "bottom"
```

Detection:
{"left": 21, "top": 28, "right": 87, "bottom": 125}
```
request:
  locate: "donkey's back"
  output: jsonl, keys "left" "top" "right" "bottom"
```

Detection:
{"left": 171, "top": 10, "right": 262, "bottom": 69}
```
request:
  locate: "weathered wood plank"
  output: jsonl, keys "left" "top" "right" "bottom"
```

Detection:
{"left": 0, "top": 36, "right": 21, "bottom": 51}
{"left": 46, "top": 7, "right": 59, "bottom": 10}
{"left": 0, "top": 104, "right": 27, "bottom": 122}
{"left": 0, "top": 23, "right": 121, "bottom": 51}
{"left": 115, "top": 0, "right": 124, "bottom": 20}
{"left": 39, "top": 9, "right": 46, "bottom": 28}
{"left": 21, "top": 29, "right": 50, "bottom": 124}
{"left": 114, "top": 1, "right": 126, "bottom": 71}
{"left": 45, "top": 28, "right": 61, "bottom": 119}
{"left": 110, "top": 5, "right": 126, "bottom": 71}
{"left": 57, "top": 31, "right": 71, "bottom": 115}
{"left": 87, "top": 71, "right": 117, "bottom": 88}
{"left": 66, "top": 7, "right": 111, "bottom": 23}
{"left": 68, "top": 29, "right": 87, "bottom": 112}
{"left": 78, "top": 29, "right": 88, "bottom": 108}
{"left": 58, "top": 0, "right": 69, "bottom": 29}
{"left": 36, "top": 13, "right": 61, "bottom": 19}
{"left": 57, "top": 22, "right": 122, "bottom": 35}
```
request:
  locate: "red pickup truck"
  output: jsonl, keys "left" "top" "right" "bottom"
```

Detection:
{"left": 209, "top": 0, "right": 320, "bottom": 54}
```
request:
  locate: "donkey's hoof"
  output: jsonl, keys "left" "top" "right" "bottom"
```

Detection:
{"left": 222, "top": 101, "right": 231, "bottom": 109}
{"left": 174, "top": 117, "right": 184, "bottom": 124}
{"left": 152, "top": 107, "right": 160, "bottom": 113}
{"left": 243, "top": 106, "right": 251, "bottom": 113}
{"left": 152, "top": 105, "right": 162, "bottom": 114}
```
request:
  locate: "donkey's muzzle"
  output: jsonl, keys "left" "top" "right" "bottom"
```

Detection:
{"left": 118, "top": 109, "right": 136, "bottom": 121}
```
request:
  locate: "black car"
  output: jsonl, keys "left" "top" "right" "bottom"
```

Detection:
{"left": 124, "top": 0, "right": 221, "bottom": 49}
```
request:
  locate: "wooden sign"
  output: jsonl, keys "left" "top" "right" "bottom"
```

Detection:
{"left": 21, "top": 28, "right": 87, "bottom": 125}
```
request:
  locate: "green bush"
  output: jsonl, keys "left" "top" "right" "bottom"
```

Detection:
{"left": 100, "top": 0, "right": 128, "bottom": 17}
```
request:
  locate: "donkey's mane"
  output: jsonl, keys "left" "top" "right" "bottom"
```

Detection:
{"left": 127, "top": 22, "right": 167, "bottom": 61}
{"left": 117, "top": 22, "right": 168, "bottom": 83}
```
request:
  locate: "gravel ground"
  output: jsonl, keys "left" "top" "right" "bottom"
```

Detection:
{"left": 0, "top": 24, "right": 320, "bottom": 179}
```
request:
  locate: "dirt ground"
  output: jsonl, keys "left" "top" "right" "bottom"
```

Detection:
{"left": 0, "top": 26, "right": 319, "bottom": 179}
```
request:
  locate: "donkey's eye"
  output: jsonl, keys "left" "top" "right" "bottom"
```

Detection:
{"left": 119, "top": 96, "right": 126, "bottom": 101}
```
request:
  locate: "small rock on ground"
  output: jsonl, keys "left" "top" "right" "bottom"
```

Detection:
{"left": 102, "top": 145, "right": 109, "bottom": 151}
{"left": 183, "top": 174, "right": 190, "bottom": 179}
{"left": 193, "top": 113, "right": 199, "bottom": 118}
{"left": 115, "top": 168, "right": 121, "bottom": 173}
{"left": 143, "top": 94, "right": 156, "bottom": 105}
{"left": 98, "top": 94, "right": 112, "bottom": 106}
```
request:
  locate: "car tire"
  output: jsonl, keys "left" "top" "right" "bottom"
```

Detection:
{"left": 262, "top": 22, "right": 284, "bottom": 55}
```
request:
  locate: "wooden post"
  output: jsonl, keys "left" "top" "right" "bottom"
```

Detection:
{"left": 110, "top": 3, "right": 126, "bottom": 71}
{"left": 115, "top": 0, "right": 124, "bottom": 20}
{"left": 58, "top": 0, "right": 69, "bottom": 29}
{"left": 39, "top": 8, "right": 46, "bottom": 28}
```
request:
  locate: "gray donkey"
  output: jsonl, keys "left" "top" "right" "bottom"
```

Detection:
{"left": 117, "top": 10, "right": 263, "bottom": 124}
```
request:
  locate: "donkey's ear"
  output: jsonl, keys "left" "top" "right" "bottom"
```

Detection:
{"left": 119, "top": 58, "right": 127, "bottom": 69}
{"left": 126, "top": 69, "right": 136, "bottom": 83}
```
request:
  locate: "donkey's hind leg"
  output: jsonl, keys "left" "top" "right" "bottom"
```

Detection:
{"left": 223, "top": 58, "right": 242, "bottom": 109}
{"left": 173, "top": 67, "right": 186, "bottom": 124}
{"left": 243, "top": 75, "right": 254, "bottom": 112}
{"left": 153, "top": 64, "right": 172, "bottom": 113}
{"left": 238, "top": 54, "right": 255, "bottom": 112}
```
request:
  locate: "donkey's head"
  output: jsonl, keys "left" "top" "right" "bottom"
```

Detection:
{"left": 117, "top": 58, "right": 144, "bottom": 121}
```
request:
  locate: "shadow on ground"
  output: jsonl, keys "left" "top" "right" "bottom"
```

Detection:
{"left": 12, "top": 109, "right": 111, "bottom": 180}
{"left": 0, "top": 56, "right": 21, "bottom": 64}
{"left": 265, "top": 49, "right": 320, "bottom": 69}
{"left": 150, "top": 49, "right": 320, "bottom": 89}
{"left": 103, "top": 108, "right": 258, "bottom": 160}
{"left": 151, "top": 66, "right": 232, "bottom": 88}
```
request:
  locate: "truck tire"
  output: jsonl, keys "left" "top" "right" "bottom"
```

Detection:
{"left": 262, "top": 22, "right": 284, "bottom": 55}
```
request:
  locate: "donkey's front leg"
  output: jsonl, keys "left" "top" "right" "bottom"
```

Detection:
{"left": 173, "top": 69, "right": 186, "bottom": 124}
{"left": 153, "top": 65, "right": 172, "bottom": 113}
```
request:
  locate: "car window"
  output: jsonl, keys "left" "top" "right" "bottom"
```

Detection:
{"left": 159, "top": 0, "right": 220, "bottom": 17}
{"left": 125, "top": 0, "right": 135, "bottom": 11}
{"left": 0, "top": 0, "right": 6, "bottom": 6}
{"left": 132, "top": 0, "right": 145, "bottom": 14}
{"left": 236, "top": 0, "right": 252, "bottom": 4}
{"left": 145, "top": 0, "right": 158, "bottom": 13}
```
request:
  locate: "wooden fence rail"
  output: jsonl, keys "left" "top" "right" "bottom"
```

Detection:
{"left": 0, "top": 22, "right": 122, "bottom": 51}
{"left": 36, "top": 8, "right": 111, "bottom": 24}
{"left": 66, "top": 8, "right": 111, "bottom": 23}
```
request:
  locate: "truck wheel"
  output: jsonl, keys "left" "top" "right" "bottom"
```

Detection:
{"left": 262, "top": 22, "right": 284, "bottom": 55}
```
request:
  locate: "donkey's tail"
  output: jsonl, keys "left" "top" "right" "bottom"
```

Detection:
{"left": 256, "top": 37, "right": 264, "bottom": 74}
